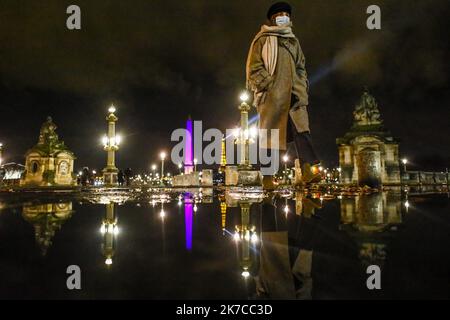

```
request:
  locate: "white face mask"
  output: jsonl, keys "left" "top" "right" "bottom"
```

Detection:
{"left": 275, "top": 15, "right": 290, "bottom": 26}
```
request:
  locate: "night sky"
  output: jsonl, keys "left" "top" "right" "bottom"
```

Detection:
{"left": 1, "top": 0, "right": 449, "bottom": 173}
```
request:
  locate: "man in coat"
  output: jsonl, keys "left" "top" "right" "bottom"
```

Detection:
{"left": 246, "top": 2, "right": 321, "bottom": 189}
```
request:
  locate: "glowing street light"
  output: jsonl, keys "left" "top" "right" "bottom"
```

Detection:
{"left": 193, "top": 158, "right": 198, "bottom": 172}
{"left": 282, "top": 155, "right": 289, "bottom": 183}
{"left": 178, "top": 163, "right": 183, "bottom": 174}
{"left": 239, "top": 91, "right": 250, "bottom": 103}
{"left": 402, "top": 158, "right": 408, "bottom": 172}
{"left": 108, "top": 105, "right": 116, "bottom": 114}
{"left": 160, "top": 152, "right": 166, "bottom": 183}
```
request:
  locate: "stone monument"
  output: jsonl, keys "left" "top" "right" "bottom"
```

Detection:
{"left": 21, "top": 117, "right": 76, "bottom": 187}
{"left": 336, "top": 90, "right": 401, "bottom": 187}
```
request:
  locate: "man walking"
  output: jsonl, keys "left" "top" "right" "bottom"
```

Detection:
{"left": 246, "top": 2, "right": 321, "bottom": 189}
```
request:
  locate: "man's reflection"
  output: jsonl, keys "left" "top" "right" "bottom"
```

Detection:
{"left": 239, "top": 192, "right": 322, "bottom": 300}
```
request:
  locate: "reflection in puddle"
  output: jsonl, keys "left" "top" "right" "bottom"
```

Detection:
{"left": 0, "top": 188, "right": 447, "bottom": 299}
{"left": 100, "top": 201, "right": 119, "bottom": 266}
{"left": 22, "top": 202, "right": 73, "bottom": 256}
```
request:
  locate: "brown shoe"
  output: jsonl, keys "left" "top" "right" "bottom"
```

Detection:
{"left": 301, "top": 163, "right": 322, "bottom": 184}
{"left": 262, "top": 175, "right": 276, "bottom": 190}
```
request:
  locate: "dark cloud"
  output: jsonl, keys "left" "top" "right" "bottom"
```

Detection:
{"left": 0, "top": 0, "right": 449, "bottom": 172}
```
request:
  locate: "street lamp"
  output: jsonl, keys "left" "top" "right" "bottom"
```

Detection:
{"left": 178, "top": 163, "right": 183, "bottom": 174}
{"left": 160, "top": 152, "right": 166, "bottom": 184}
{"left": 402, "top": 158, "right": 408, "bottom": 172}
{"left": 282, "top": 154, "right": 289, "bottom": 184}
{"left": 193, "top": 158, "right": 198, "bottom": 172}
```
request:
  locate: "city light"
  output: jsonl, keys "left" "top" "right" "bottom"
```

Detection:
{"left": 105, "top": 258, "right": 113, "bottom": 265}
{"left": 249, "top": 126, "right": 258, "bottom": 140}
{"left": 102, "top": 135, "right": 108, "bottom": 146}
{"left": 108, "top": 105, "right": 116, "bottom": 114}
{"left": 239, "top": 91, "right": 249, "bottom": 103}
{"left": 115, "top": 135, "right": 122, "bottom": 146}
{"left": 233, "top": 128, "right": 240, "bottom": 138}
{"left": 241, "top": 271, "right": 250, "bottom": 278}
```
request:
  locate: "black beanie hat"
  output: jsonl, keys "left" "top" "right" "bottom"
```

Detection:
{"left": 267, "top": 2, "right": 292, "bottom": 20}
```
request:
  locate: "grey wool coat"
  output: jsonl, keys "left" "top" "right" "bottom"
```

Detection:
{"left": 247, "top": 34, "right": 310, "bottom": 151}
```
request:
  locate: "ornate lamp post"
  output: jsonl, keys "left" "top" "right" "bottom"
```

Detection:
{"left": 402, "top": 158, "right": 408, "bottom": 172}
{"left": 160, "top": 152, "right": 166, "bottom": 185}
{"left": 102, "top": 105, "right": 121, "bottom": 186}
{"left": 237, "top": 92, "right": 252, "bottom": 170}
{"left": 337, "top": 167, "right": 342, "bottom": 184}
{"left": 282, "top": 154, "right": 289, "bottom": 184}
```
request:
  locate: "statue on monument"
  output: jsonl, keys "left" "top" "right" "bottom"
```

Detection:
{"left": 353, "top": 89, "right": 382, "bottom": 126}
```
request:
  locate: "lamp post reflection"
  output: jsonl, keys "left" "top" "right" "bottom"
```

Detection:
{"left": 100, "top": 201, "right": 119, "bottom": 266}
{"left": 234, "top": 201, "right": 259, "bottom": 280}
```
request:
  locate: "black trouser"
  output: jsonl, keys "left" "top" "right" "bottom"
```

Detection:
{"left": 288, "top": 117, "right": 320, "bottom": 165}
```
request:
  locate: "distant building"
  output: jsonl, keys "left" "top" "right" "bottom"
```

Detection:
{"left": 0, "top": 162, "right": 25, "bottom": 185}
{"left": 21, "top": 117, "right": 76, "bottom": 187}
{"left": 336, "top": 91, "right": 401, "bottom": 186}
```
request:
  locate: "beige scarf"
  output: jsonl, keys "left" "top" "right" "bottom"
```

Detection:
{"left": 246, "top": 24, "right": 295, "bottom": 105}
